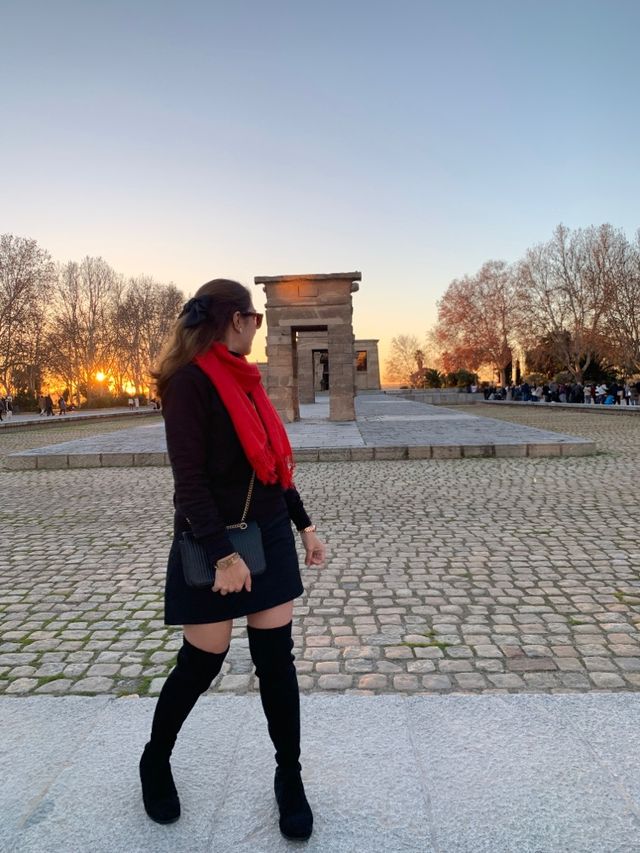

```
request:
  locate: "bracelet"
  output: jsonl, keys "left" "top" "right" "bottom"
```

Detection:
{"left": 300, "top": 524, "right": 317, "bottom": 534}
{"left": 216, "top": 552, "right": 240, "bottom": 571}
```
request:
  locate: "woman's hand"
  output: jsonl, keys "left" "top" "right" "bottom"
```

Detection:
{"left": 300, "top": 530, "right": 327, "bottom": 567}
{"left": 212, "top": 555, "right": 252, "bottom": 595}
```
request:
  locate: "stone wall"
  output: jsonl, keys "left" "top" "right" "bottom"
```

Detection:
{"left": 354, "top": 339, "right": 381, "bottom": 391}
{"left": 391, "top": 389, "right": 485, "bottom": 405}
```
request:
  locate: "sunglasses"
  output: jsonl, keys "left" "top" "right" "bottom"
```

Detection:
{"left": 241, "top": 311, "right": 264, "bottom": 329}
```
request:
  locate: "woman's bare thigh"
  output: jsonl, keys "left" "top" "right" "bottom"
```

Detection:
{"left": 183, "top": 620, "right": 233, "bottom": 653}
{"left": 183, "top": 601, "right": 294, "bottom": 650}
{"left": 246, "top": 601, "right": 294, "bottom": 630}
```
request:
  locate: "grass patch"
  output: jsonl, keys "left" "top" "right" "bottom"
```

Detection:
{"left": 614, "top": 591, "right": 640, "bottom": 605}
{"left": 138, "top": 649, "right": 156, "bottom": 667}
{"left": 137, "top": 675, "right": 154, "bottom": 696}
{"left": 401, "top": 628, "right": 452, "bottom": 651}
{"left": 16, "top": 635, "right": 44, "bottom": 647}
{"left": 568, "top": 616, "right": 587, "bottom": 626}
{"left": 36, "top": 674, "right": 65, "bottom": 685}
{"left": 403, "top": 641, "right": 452, "bottom": 651}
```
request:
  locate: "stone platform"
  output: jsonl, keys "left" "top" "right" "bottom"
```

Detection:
{"left": 4, "top": 693, "right": 640, "bottom": 852}
{"left": 3, "top": 394, "right": 596, "bottom": 470}
{"left": 0, "top": 407, "right": 157, "bottom": 431}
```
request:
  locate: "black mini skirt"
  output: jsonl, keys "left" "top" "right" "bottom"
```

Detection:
{"left": 164, "top": 508, "right": 304, "bottom": 625}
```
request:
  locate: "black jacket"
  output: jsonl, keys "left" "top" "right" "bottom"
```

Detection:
{"left": 163, "top": 362, "right": 311, "bottom": 565}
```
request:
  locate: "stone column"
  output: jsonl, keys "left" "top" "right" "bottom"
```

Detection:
{"left": 266, "top": 326, "right": 299, "bottom": 422}
{"left": 297, "top": 336, "right": 316, "bottom": 404}
{"left": 327, "top": 323, "right": 356, "bottom": 421}
{"left": 366, "top": 341, "right": 381, "bottom": 390}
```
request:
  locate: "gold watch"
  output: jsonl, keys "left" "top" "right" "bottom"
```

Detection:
{"left": 216, "top": 552, "right": 240, "bottom": 570}
{"left": 301, "top": 524, "right": 317, "bottom": 534}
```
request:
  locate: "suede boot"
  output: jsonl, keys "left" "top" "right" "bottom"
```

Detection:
{"left": 139, "top": 636, "right": 228, "bottom": 824}
{"left": 248, "top": 622, "right": 313, "bottom": 841}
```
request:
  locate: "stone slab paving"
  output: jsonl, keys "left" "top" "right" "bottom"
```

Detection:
{"left": 3, "top": 393, "right": 595, "bottom": 469}
{"left": 0, "top": 406, "right": 638, "bottom": 699}
{"left": 3, "top": 694, "right": 640, "bottom": 852}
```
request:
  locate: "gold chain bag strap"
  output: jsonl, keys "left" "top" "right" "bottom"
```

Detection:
{"left": 180, "top": 471, "right": 267, "bottom": 589}
{"left": 226, "top": 470, "right": 255, "bottom": 532}
{"left": 224, "top": 471, "right": 266, "bottom": 577}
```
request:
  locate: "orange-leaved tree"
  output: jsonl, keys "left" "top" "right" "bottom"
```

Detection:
{"left": 434, "top": 260, "right": 521, "bottom": 386}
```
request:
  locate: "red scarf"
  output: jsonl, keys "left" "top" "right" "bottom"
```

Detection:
{"left": 194, "top": 342, "right": 295, "bottom": 489}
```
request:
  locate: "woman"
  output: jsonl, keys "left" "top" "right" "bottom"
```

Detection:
{"left": 140, "top": 278, "right": 326, "bottom": 840}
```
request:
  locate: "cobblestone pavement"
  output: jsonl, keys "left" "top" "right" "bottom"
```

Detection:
{"left": 1, "top": 407, "right": 639, "bottom": 697}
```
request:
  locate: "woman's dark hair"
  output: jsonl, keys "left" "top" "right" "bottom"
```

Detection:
{"left": 151, "top": 278, "right": 252, "bottom": 397}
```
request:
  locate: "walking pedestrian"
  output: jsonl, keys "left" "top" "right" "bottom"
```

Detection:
{"left": 140, "top": 278, "right": 326, "bottom": 839}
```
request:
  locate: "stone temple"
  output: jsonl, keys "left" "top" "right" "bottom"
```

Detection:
{"left": 254, "top": 272, "right": 380, "bottom": 422}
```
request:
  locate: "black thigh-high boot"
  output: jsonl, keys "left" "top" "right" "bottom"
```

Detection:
{"left": 247, "top": 622, "right": 313, "bottom": 841}
{"left": 139, "top": 636, "right": 228, "bottom": 824}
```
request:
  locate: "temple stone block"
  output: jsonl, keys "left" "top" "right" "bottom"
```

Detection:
{"left": 264, "top": 328, "right": 299, "bottom": 422}
{"left": 255, "top": 272, "right": 362, "bottom": 422}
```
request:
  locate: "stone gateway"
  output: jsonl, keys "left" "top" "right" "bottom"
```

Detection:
{"left": 254, "top": 272, "right": 365, "bottom": 422}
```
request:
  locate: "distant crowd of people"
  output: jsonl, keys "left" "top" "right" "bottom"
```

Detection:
{"left": 132, "top": 395, "right": 162, "bottom": 410}
{"left": 35, "top": 394, "right": 75, "bottom": 416}
{"left": 1, "top": 393, "right": 161, "bottom": 419}
{"left": 476, "top": 380, "right": 640, "bottom": 406}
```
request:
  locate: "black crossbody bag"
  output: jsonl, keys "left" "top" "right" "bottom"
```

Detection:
{"left": 180, "top": 471, "right": 266, "bottom": 589}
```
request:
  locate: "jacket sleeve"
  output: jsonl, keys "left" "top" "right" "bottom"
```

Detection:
{"left": 163, "top": 369, "right": 235, "bottom": 565}
{"left": 283, "top": 487, "right": 312, "bottom": 531}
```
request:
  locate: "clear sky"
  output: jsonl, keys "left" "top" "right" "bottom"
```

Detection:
{"left": 2, "top": 0, "right": 639, "bottom": 371}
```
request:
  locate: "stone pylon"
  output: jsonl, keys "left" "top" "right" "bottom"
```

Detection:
{"left": 254, "top": 272, "right": 361, "bottom": 422}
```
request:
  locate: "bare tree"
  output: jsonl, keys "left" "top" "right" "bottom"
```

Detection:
{"left": 435, "top": 260, "right": 521, "bottom": 385}
{"left": 114, "top": 276, "right": 183, "bottom": 393}
{"left": 385, "top": 334, "right": 427, "bottom": 386}
{"left": 516, "top": 224, "right": 618, "bottom": 382}
{"left": 0, "top": 234, "right": 54, "bottom": 394}
{"left": 602, "top": 230, "right": 640, "bottom": 375}
{"left": 48, "top": 257, "right": 120, "bottom": 403}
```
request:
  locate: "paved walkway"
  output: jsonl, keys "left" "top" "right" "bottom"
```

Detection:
{"left": 4, "top": 395, "right": 595, "bottom": 469}
{"left": 4, "top": 693, "right": 640, "bottom": 852}
{"left": 0, "top": 407, "right": 157, "bottom": 431}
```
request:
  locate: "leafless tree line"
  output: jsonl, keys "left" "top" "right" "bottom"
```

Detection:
{"left": 387, "top": 224, "right": 640, "bottom": 387}
{"left": 0, "top": 234, "right": 183, "bottom": 402}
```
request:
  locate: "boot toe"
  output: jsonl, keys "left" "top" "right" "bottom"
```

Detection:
{"left": 139, "top": 745, "right": 181, "bottom": 824}
{"left": 279, "top": 812, "right": 313, "bottom": 841}
{"left": 275, "top": 768, "right": 313, "bottom": 840}
{"left": 143, "top": 795, "right": 181, "bottom": 824}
